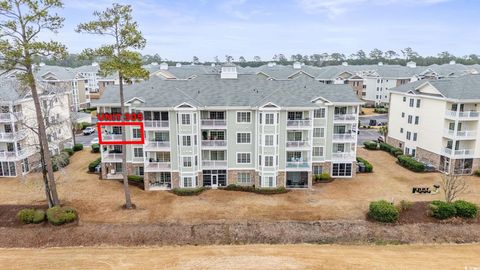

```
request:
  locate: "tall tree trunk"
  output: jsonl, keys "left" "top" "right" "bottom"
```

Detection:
{"left": 27, "top": 67, "right": 60, "bottom": 206}
{"left": 71, "top": 125, "right": 77, "bottom": 146}
{"left": 119, "top": 73, "right": 133, "bottom": 208}
{"left": 40, "top": 146, "right": 53, "bottom": 207}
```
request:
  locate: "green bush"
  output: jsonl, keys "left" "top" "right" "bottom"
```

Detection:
{"left": 453, "top": 200, "right": 478, "bottom": 219}
{"left": 17, "top": 208, "right": 45, "bottom": 224}
{"left": 80, "top": 122, "right": 92, "bottom": 130}
{"left": 429, "top": 200, "right": 457, "bottom": 220}
{"left": 91, "top": 143, "right": 100, "bottom": 153}
{"left": 171, "top": 187, "right": 206, "bottom": 196}
{"left": 128, "top": 175, "right": 144, "bottom": 183}
{"left": 46, "top": 206, "right": 77, "bottom": 225}
{"left": 314, "top": 173, "right": 332, "bottom": 182}
{"left": 222, "top": 184, "right": 288, "bottom": 194}
{"left": 62, "top": 148, "right": 74, "bottom": 156}
{"left": 368, "top": 200, "right": 399, "bottom": 223}
{"left": 88, "top": 157, "right": 101, "bottom": 173}
{"left": 475, "top": 169, "right": 480, "bottom": 177}
{"left": 374, "top": 108, "right": 388, "bottom": 114}
{"left": 52, "top": 152, "right": 70, "bottom": 172}
{"left": 356, "top": 157, "right": 373, "bottom": 172}
{"left": 73, "top": 143, "right": 84, "bottom": 151}
{"left": 397, "top": 155, "right": 425, "bottom": 172}
{"left": 391, "top": 148, "right": 404, "bottom": 157}
{"left": 363, "top": 141, "right": 378, "bottom": 150}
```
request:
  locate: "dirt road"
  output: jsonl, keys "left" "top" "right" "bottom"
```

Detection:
{"left": 1, "top": 244, "right": 479, "bottom": 270}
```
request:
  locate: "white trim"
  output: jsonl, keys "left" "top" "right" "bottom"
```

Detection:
{"left": 236, "top": 131, "right": 252, "bottom": 144}
{"left": 236, "top": 152, "right": 252, "bottom": 164}
{"left": 235, "top": 111, "right": 252, "bottom": 124}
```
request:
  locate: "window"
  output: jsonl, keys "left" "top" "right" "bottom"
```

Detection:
{"left": 408, "top": 115, "right": 412, "bottom": 124}
{"left": 416, "top": 99, "right": 421, "bottom": 108}
{"left": 181, "top": 114, "right": 191, "bottom": 125}
{"left": 413, "top": 133, "right": 417, "bottom": 141}
{"left": 409, "top": 98, "right": 414, "bottom": 107}
{"left": 313, "top": 128, "right": 324, "bottom": 138}
{"left": 401, "top": 112, "right": 405, "bottom": 118}
{"left": 265, "top": 156, "right": 274, "bottom": 166}
{"left": 332, "top": 163, "right": 352, "bottom": 177}
{"left": 406, "top": 131, "right": 411, "bottom": 140}
{"left": 262, "top": 176, "right": 275, "bottom": 187}
{"left": 237, "top": 172, "right": 251, "bottom": 184}
{"left": 313, "top": 165, "right": 323, "bottom": 175}
{"left": 415, "top": 116, "right": 419, "bottom": 125}
{"left": 314, "top": 108, "right": 325, "bottom": 118}
{"left": 134, "top": 166, "right": 144, "bottom": 176}
{"left": 265, "top": 113, "right": 274, "bottom": 125}
{"left": 183, "top": 157, "right": 192, "bottom": 167}
{"left": 265, "top": 135, "right": 274, "bottom": 146}
{"left": 400, "top": 128, "right": 403, "bottom": 133}
{"left": 133, "top": 148, "right": 143, "bottom": 158}
{"left": 182, "top": 177, "right": 193, "bottom": 187}
{"left": 237, "top": 133, "right": 251, "bottom": 144}
{"left": 237, "top": 153, "right": 251, "bottom": 164}
{"left": 237, "top": 112, "right": 251, "bottom": 123}
{"left": 133, "top": 128, "right": 141, "bottom": 139}
{"left": 313, "top": 147, "right": 324, "bottom": 157}
{"left": 0, "top": 161, "right": 16, "bottom": 176}
{"left": 182, "top": 136, "right": 191, "bottom": 146}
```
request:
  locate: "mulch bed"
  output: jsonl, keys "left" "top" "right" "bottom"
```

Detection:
{"left": 397, "top": 201, "right": 479, "bottom": 225}
{"left": 0, "top": 204, "right": 48, "bottom": 227}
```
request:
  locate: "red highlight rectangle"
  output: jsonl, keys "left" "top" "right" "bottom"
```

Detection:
{"left": 97, "top": 122, "right": 145, "bottom": 145}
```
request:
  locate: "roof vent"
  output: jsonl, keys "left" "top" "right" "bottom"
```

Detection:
{"left": 176, "top": 63, "right": 182, "bottom": 67}
{"left": 293, "top": 61, "right": 302, "bottom": 69}
{"left": 406, "top": 61, "right": 416, "bottom": 68}
{"left": 91, "top": 62, "right": 99, "bottom": 67}
{"left": 221, "top": 63, "right": 238, "bottom": 79}
{"left": 449, "top": 60, "right": 456, "bottom": 65}
{"left": 267, "top": 62, "right": 276, "bottom": 67}
{"left": 160, "top": 62, "right": 168, "bottom": 70}
{"left": 377, "top": 62, "right": 383, "bottom": 66}
{"left": 342, "top": 62, "right": 348, "bottom": 66}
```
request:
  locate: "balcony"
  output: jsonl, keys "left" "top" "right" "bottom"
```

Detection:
{"left": 286, "top": 161, "right": 310, "bottom": 169}
{"left": 333, "top": 133, "right": 356, "bottom": 142}
{"left": 202, "top": 160, "right": 228, "bottom": 169}
{"left": 286, "top": 141, "right": 310, "bottom": 149}
{"left": 144, "top": 141, "right": 170, "bottom": 151}
{"left": 201, "top": 140, "right": 227, "bottom": 149}
{"left": 442, "top": 148, "right": 475, "bottom": 158}
{"left": 0, "top": 112, "right": 22, "bottom": 123}
{"left": 333, "top": 114, "right": 357, "bottom": 122}
{"left": 102, "top": 152, "right": 123, "bottom": 162}
{"left": 0, "top": 151, "right": 17, "bottom": 161}
{"left": 201, "top": 119, "right": 227, "bottom": 128}
{"left": 286, "top": 119, "right": 312, "bottom": 129}
{"left": 0, "top": 131, "right": 26, "bottom": 142}
{"left": 443, "top": 129, "right": 476, "bottom": 140}
{"left": 332, "top": 152, "right": 356, "bottom": 160}
{"left": 445, "top": 110, "right": 479, "bottom": 120}
{"left": 144, "top": 120, "right": 169, "bottom": 130}
{"left": 145, "top": 162, "right": 171, "bottom": 172}
{"left": 102, "top": 134, "right": 123, "bottom": 141}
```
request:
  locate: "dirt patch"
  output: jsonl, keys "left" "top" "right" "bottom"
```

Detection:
{"left": 1, "top": 221, "right": 480, "bottom": 248}
{"left": 397, "top": 201, "right": 480, "bottom": 225}
{"left": 0, "top": 204, "right": 48, "bottom": 227}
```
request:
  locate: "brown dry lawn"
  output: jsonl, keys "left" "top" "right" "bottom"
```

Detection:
{"left": 1, "top": 244, "right": 480, "bottom": 270}
{"left": 0, "top": 148, "right": 479, "bottom": 224}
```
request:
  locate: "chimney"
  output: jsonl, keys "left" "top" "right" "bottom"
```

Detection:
{"left": 293, "top": 61, "right": 302, "bottom": 69}
{"left": 449, "top": 60, "right": 456, "bottom": 65}
{"left": 377, "top": 62, "right": 383, "bottom": 66}
{"left": 220, "top": 63, "right": 238, "bottom": 79}
{"left": 176, "top": 63, "right": 182, "bottom": 67}
{"left": 406, "top": 61, "right": 416, "bottom": 68}
{"left": 342, "top": 62, "right": 348, "bottom": 66}
{"left": 160, "top": 62, "right": 168, "bottom": 70}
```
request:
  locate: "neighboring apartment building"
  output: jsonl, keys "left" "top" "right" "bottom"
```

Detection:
{"left": 75, "top": 63, "right": 118, "bottom": 97}
{"left": 94, "top": 65, "right": 362, "bottom": 191}
{"left": 387, "top": 74, "right": 480, "bottom": 175}
{"left": 0, "top": 79, "right": 72, "bottom": 177}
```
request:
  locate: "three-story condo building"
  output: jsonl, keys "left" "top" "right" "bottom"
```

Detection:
{"left": 388, "top": 74, "right": 480, "bottom": 175}
{"left": 94, "top": 65, "right": 362, "bottom": 190}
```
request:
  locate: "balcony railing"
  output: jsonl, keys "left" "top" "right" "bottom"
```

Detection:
{"left": 332, "top": 152, "right": 356, "bottom": 160}
{"left": 333, "top": 133, "right": 356, "bottom": 141}
{"left": 443, "top": 129, "right": 476, "bottom": 139}
{"left": 445, "top": 110, "right": 479, "bottom": 119}
{"left": 0, "top": 131, "right": 26, "bottom": 141}
{"left": 0, "top": 151, "right": 16, "bottom": 160}
{"left": 202, "top": 160, "right": 228, "bottom": 168}
{"left": 201, "top": 140, "right": 227, "bottom": 147}
{"left": 286, "top": 141, "right": 310, "bottom": 148}
{"left": 0, "top": 112, "right": 22, "bottom": 122}
{"left": 145, "top": 141, "right": 170, "bottom": 151}
{"left": 286, "top": 161, "right": 310, "bottom": 169}
{"left": 286, "top": 119, "right": 312, "bottom": 128}
{"left": 145, "top": 162, "right": 171, "bottom": 171}
{"left": 144, "top": 120, "right": 169, "bottom": 129}
{"left": 201, "top": 119, "right": 227, "bottom": 127}
{"left": 333, "top": 114, "right": 357, "bottom": 122}
{"left": 102, "top": 134, "right": 123, "bottom": 141}
{"left": 102, "top": 152, "right": 123, "bottom": 162}
{"left": 442, "top": 148, "right": 475, "bottom": 157}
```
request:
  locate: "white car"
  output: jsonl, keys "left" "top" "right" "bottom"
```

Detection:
{"left": 90, "top": 137, "right": 99, "bottom": 145}
{"left": 83, "top": 127, "right": 96, "bottom": 135}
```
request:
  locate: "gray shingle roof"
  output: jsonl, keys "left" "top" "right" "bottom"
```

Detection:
{"left": 94, "top": 74, "right": 362, "bottom": 108}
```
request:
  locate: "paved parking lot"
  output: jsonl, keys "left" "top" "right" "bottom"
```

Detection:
{"left": 75, "top": 132, "right": 97, "bottom": 147}
{"left": 358, "top": 128, "right": 380, "bottom": 145}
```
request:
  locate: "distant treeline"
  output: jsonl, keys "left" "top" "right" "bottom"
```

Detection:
{"left": 35, "top": 48, "right": 480, "bottom": 68}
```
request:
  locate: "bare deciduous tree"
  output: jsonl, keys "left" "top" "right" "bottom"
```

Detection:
{"left": 441, "top": 172, "right": 468, "bottom": 203}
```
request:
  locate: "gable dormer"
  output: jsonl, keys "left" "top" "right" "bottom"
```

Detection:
{"left": 221, "top": 63, "right": 238, "bottom": 79}
{"left": 416, "top": 82, "right": 443, "bottom": 96}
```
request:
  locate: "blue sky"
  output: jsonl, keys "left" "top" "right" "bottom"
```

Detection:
{"left": 53, "top": 0, "right": 479, "bottom": 61}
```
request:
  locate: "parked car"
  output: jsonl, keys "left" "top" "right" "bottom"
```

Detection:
{"left": 369, "top": 119, "right": 377, "bottom": 126}
{"left": 83, "top": 127, "right": 95, "bottom": 135}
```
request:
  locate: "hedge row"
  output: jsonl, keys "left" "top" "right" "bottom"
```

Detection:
{"left": 127, "top": 175, "right": 144, "bottom": 183}
{"left": 363, "top": 140, "right": 378, "bottom": 150}
{"left": 313, "top": 173, "right": 332, "bottom": 182}
{"left": 91, "top": 143, "right": 100, "bottom": 153}
{"left": 374, "top": 108, "right": 388, "bottom": 114}
{"left": 368, "top": 200, "right": 399, "bottom": 223}
{"left": 17, "top": 208, "right": 45, "bottom": 224}
{"left": 397, "top": 155, "right": 425, "bottom": 172}
{"left": 73, "top": 143, "right": 84, "bottom": 151}
{"left": 171, "top": 187, "right": 206, "bottom": 196}
{"left": 222, "top": 184, "right": 288, "bottom": 194}
{"left": 356, "top": 157, "right": 373, "bottom": 172}
{"left": 429, "top": 200, "right": 478, "bottom": 219}
{"left": 88, "top": 157, "right": 101, "bottom": 173}
{"left": 379, "top": 143, "right": 403, "bottom": 157}
{"left": 46, "top": 206, "right": 77, "bottom": 225}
